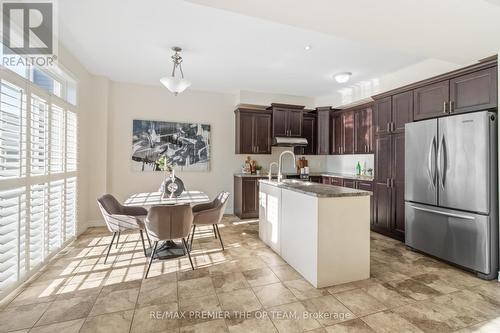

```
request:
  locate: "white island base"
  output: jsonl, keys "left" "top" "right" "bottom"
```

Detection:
{"left": 259, "top": 180, "right": 370, "bottom": 288}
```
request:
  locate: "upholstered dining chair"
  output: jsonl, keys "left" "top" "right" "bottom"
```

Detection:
{"left": 189, "top": 191, "right": 230, "bottom": 251}
{"left": 144, "top": 204, "right": 194, "bottom": 278}
{"left": 97, "top": 194, "right": 151, "bottom": 264}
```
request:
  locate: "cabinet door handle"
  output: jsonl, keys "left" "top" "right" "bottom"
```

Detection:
{"left": 392, "top": 122, "right": 395, "bottom": 132}
{"left": 386, "top": 123, "right": 390, "bottom": 132}
{"left": 443, "top": 101, "right": 448, "bottom": 114}
{"left": 256, "top": 145, "right": 259, "bottom": 152}
{"left": 449, "top": 101, "right": 454, "bottom": 113}
{"left": 386, "top": 178, "right": 390, "bottom": 187}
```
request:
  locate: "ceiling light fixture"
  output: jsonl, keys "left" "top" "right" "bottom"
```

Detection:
{"left": 304, "top": 45, "right": 312, "bottom": 51}
{"left": 160, "top": 47, "right": 191, "bottom": 95}
{"left": 334, "top": 72, "right": 352, "bottom": 83}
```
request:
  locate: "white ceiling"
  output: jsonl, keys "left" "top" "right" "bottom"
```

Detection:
{"left": 58, "top": 0, "right": 499, "bottom": 98}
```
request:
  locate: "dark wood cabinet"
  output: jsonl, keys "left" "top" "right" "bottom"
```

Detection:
{"left": 413, "top": 80, "right": 449, "bottom": 120}
{"left": 309, "top": 175, "right": 322, "bottom": 183}
{"left": 342, "top": 179, "right": 355, "bottom": 188}
{"left": 341, "top": 111, "right": 355, "bottom": 154}
{"left": 392, "top": 91, "right": 413, "bottom": 133}
{"left": 295, "top": 113, "right": 316, "bottom": 155}
{"left": 374, "top": 97, "right": 392, "bottom": 136}
{"left": 391, "top": 132, "right": 405, "bottom": 239}
{"left": 235, "top": 108, "right": 272, "bottom": 154}
{"left": 322, "top": 176, "right": 331, "bottom": 185}
{"left": 355, "top": 180, "right": 374, "bottom": 224}
{"left": 331, "top": 177, "right": 343, "bottom": 186}
{"left": 354, "top": 106, "right": 373, "bottom": 153}
{"left": 450, "top": 67, "right": 498, "bottom": 114}
{"left": 269, "top": 104, "right": 304, "bottom": 138}
{"left": 331, "top": 112, "right": 342, "bottom": 155}
{"left": 234, "top": 176, "right": 265, "bottom": 219}
{"left": 317, "top": 108, "right": 331, "bottom": 155}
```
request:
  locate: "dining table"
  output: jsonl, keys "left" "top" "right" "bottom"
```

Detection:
{"left": 124, "top": 190, "right": 210, "bottom": 260}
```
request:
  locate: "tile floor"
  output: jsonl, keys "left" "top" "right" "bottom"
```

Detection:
{"left": 1, "top": 215, "right": 500, "bottom": 333}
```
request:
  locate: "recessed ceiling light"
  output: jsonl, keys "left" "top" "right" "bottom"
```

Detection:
{"left": 304, "top": 45, "right": 312, "bottom": 51}
{"left": 334, "top": 72, "right": 352, "bottom": 83}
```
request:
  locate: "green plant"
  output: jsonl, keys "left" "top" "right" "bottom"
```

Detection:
{"left": 255, "top": 165, "right": 263, "bottom": 171}
{"left": 156, "top": 155, "right": 173, "bottom": 172}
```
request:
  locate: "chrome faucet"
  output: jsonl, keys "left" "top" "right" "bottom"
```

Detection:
{"left": 268, "top": 162, "right": 278, "bottom": 181}
{"left": 277, "top": 150, "right": 296, "bottom": 183}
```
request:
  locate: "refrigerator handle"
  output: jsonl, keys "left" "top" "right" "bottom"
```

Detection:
{"left": 437, "top": 135, "right": 447, "bottom": 189}
{"left": 427, "top": 136, "right": 436, "bottom": 187}
{"left": 407, "top": 204, "right": 475, "bottom": 220}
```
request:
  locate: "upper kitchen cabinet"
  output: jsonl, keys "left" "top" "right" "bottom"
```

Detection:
{"left": 268, "top": 103, "right": 304, "bottom": 138}
{"left": 295, "top": 112, "right": 316, "bottom": 155}
{"left": 331, "top": 111, "right": 342, "bottom": 155}
{"left": 413, "top": 80, "right": 450, "bottom": 120}
{"left": 354, "top": 104, "right": 373, "bottom": 154}
{"left": 317, "top": 107, "right": 332, "bottom": 155}
{"left": 392, "top": 91, "right": 413, "bottom": 133}
{"left": 374, "top": 97, "right": 392, "bottom": 136}
{"left": 341, "top": 111, "right": 355, "bottom": 154}
{"left": 235, "top": 107, "right": 272, "bottom": 154}
{"left": 450, "top": 67, "right": 498, "bottom": 114}
{"left": 413, "top": 64, "right": 497, "bottom": 120}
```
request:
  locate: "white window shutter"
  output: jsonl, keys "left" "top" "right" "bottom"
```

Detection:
{"left": 50, "top": 105, "right": 65, "bottom": 174}
{"left": 66, "top": 111, "right": 77, "bottom": 172}
{"left": 29, "top": 183, "right": 47, "bottom": 269}
{"left": 0, "top": 187, "right": 26, "bottom": 293}
{"left": 30, "top": 95, "right": 48, "bottom": 176}
{"left": 48, "top": 180, "right": 64, "bottom": 252}
{"left": 0, "top": 81, "right": 26, "bottom": 179}
{"left": 65, "top": 177, "right": 77, "bottom": 239}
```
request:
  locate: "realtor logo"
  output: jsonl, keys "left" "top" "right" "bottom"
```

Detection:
{"left": 1, "top": 0, "right": 57, "bottom": 66}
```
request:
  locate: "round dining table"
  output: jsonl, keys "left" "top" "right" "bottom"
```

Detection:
{"left": 124, "top": 190, "right": 210, "bottom": 260}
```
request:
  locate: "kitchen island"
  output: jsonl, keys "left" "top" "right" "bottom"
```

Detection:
{"left": 258, "top": 179, "right": 371, "bottom": 288}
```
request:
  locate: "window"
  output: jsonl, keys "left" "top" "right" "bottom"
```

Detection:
{"left": 0, "top": 66, "right": 78, "bottom": 297}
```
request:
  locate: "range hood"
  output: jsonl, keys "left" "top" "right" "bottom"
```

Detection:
{"left": 272, "top": 137, "right": 308, "bottom": 147}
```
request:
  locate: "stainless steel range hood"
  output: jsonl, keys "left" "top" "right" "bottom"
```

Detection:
{"left": 272, "top": 137, "right": 308, "bottom": 147}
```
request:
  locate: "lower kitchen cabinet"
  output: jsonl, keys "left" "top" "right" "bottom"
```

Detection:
{"left": 234, "top": 176, "right": 265, "bottom": 219}
{"left": 309, "top": 176, "right": 322, "bottom": 183}
{"left": 331, "top": 177, "right": 343, "bottom": 186}
{"left": 342, "top": 179, "right": 355, "bottom": 188}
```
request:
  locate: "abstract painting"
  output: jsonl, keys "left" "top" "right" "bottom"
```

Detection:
{"left": 132, "top": 119, "right": 210, "bottom": 171}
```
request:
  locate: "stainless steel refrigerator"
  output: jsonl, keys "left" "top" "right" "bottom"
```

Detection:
{"left": 405, "top": 111, "right": 498, "bottom": 279}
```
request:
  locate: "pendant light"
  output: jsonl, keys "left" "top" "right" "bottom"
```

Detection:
{"left": 160, "top": 47, "right": 191, "bottom": 95}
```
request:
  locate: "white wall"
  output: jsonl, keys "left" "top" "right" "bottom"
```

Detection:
{"left": 326, "top": 154, "right": 374, "bottom": 175}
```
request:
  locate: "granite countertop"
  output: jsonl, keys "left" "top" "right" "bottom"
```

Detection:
{"left": 258, "top": 179, "right": 372, "bottom": 198}
{"left": 234, "top": 172, "right": 374, "bottom": 181}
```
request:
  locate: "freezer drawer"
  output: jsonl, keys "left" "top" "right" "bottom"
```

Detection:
{"left": 405, "top": 202, "right": 490, "bottom": 274}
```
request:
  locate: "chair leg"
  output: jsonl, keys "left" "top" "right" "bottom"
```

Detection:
{"left": 182, "top": 238, "right": 194, "bottom": 270}
{"left": 145, "top": 241, "right": 158, "bottom": 279}
{"left": 145, "top": 231, "right": 152, "bottom": 248}
{"left": 139, "top": 230, "right": 147, "bottom": 257}
{"left": 116, "top": 232, "right": 120, "bottom": 248}
{"left": 215, "top": 224, "right": 224, "bottom": 251}
{"left": 189, "top": 225, "right": 196, "bottom": 250}
{"left": 104, "top": 232, "right": 117, "bottom": 264}
{"left": 213, "top": 225, "right": 217, "bottom": 239}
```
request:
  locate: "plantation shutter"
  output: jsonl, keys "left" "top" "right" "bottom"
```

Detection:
{"left": 29, "top": 183, "right": 47, "bottom": 269}
{"left": 65, "top": 177, "right": 77, "bottom": 239}
{"left": 0, "top": 187, "right": 26, "bottom": 293}
{"left": 66, "top": 111, "right": 77, "bottom": 172}
{"left": 30, "top": 95, "right": 48, "bottom": 176}
{"left": 48, "top": 180, "right": 64, "bottom": 252}
{"left": 50, "top": 105, "right": 65, "bottom": 173}
{"left": 0, "top": 80, "right": 26, "bottom": 179}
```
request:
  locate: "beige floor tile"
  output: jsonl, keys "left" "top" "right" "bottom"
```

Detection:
{"left": 130, "top": 302, "right": 179, "bottom": 333}
{"left": 302, "top": 295, "right": 355, "bottom": 326}
{"left": 179, "top": 293, "right": 221, "bottom": 326}
{"left": 226, "top": 314, "right": 278, "bottom": 333}
{"left": 284, "top": 279, "right": 329, "bottom": 300}
{"left": 242, "top": 267, "right": 280, "bottom": 287}
{"left": 268, "top": 265, "right": 302, "bottom": 282}
{"left": 268, "top": 301, "right": 322, "bottom": 333}
{"left": 177, "top": 267, "right": 210, "bottom": 281}
{"left": 253, "top": 282, "right": 298, "bottom": 308}
{"left": 35, "top": 295, "right": 95, "bottom": 326}
{"left": 178, "top": 276, "right": 215, "bottom": 300}
{"left": 180, "top": 318, "right": 228, "bottom": 332}
{"left": 29, "top": 319, "right": 85, "bottom": 333}
{"left": 90, "top": 280, "right": 140, "bottom": 316}
{"left": 137, "top": 276, "right": 177, "bottom": 306}
{"left": 218, "top": 288, "right": 262, "bottom": 312}
{"left": 385, "top": 278, "right": 442, "bottom": 301}
{"left": 0, "top": 302, "right": 51, "bottom": 332}
{"left": 212, "top": 272, "right": 249, "bottom": 294}
{"left": 411, "top": 273, "right": 460, "bottom": 294}
{"left": 361, "top": 310, "right": 424, "bottom": 333}
{"left": 362, "top": 282, "right": 413, "bottom": 308}
{"left": 334, "top": 289, "right": 387, "bottom": 316}
{"left": 8, "top": 281, "right": 63, "bottom": 307}
{"left": 456, "top": 317, "right": 500, "bottom": 333}
{"left": 80, "top": 310, "right": 133, "bottom": 333}
{"left": 325, "top": 319, "right": 375, "bottom": 333}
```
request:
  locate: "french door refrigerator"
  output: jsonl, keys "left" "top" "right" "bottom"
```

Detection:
{"left": 405, "top": 111, "right": 498, "bottom": 279}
